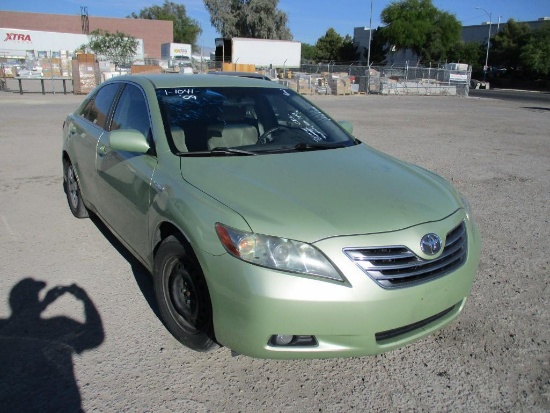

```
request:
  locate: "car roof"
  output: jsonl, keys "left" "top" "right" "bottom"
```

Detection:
{"left": 108, "top": 74, "right": 281, "bottom": 90}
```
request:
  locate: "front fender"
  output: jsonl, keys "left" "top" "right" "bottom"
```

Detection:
{"left": 147, "top": 159, "right": 250, "bottom": 269}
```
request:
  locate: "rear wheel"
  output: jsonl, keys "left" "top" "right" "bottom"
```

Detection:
{"left": 64, "top": 160, "right": 89, "bottom": 218}
{"left": 153, "top": 235, "right": 219, "bottom": 352}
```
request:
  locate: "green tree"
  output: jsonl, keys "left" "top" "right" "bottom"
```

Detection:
{"left": 314, "top": 28, "right": 344, "bottom": 62}
{"left": 380, "top": 0, "right": 461, "bottom": 63}
{"left": 520, "top": 23, "right": 550, "bottom": 76}
{"left": 312, "top": 29, "right": 359, "bottom": 63}
{"left": 130, "top": 1, "right": 201, "bottom": 49}
{"left": 491, "top": 19, "right": 531, "bottom": 69}
{"left": 339, "top": 35, "right": 359, "bottom": 62}
{"left": 204, "top": 0, "right": 292, "bottom": 40}
{"left": 301, "top": 43, "right": 316, "bottom": 63}
{"left": 87, "top": 30, "right": 139, "bottom": 65}
{"left": 447, "top": 41, "right": 485, "bottom": 70}
{"left": 365, "top": 27, "right": 388, "bottom": 65}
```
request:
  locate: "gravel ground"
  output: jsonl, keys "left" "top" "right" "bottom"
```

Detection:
{"left": 0, "top": 91, "right": 548, "bottom": 412}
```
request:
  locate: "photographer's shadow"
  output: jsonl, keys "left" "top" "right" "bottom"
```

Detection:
{"left": 0, "top": 278, "right": 104, "bottom": 412}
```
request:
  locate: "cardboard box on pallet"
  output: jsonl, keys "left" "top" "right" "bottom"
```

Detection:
{"left": 295, "top": 75, "right": 317, "bottom": 95}
{"left": 72, "top": 57, "right": 100, "bottom": 94}
{"left": 130, "top": 65, "right": 163, "bottom": 75}
{"left": 1, "top": 66, "right": 15, "bottom": 78}
{"left": 38, "top": 59, "right": 51, "bottom": 77}
{"left": 51, "top": 58, "right": 62, "bottom": 77}
{"left": 77, "top": 53, "right": 96, "bottom": 63}
{"left": 328, "top": 72, "right": 353, "bottom": 95}
{"left": 61, "top": 59, "right": 72, "bottom": 77}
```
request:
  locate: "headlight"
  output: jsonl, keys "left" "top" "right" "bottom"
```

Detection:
{"left": 215, "top": 223, "right": 343, "bottom": 282}
{"left": 460, "top": 193, "right": 472, "bottom": 219}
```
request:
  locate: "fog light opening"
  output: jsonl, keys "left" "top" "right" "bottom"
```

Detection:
{"left": 268, "top": 334, "right": 318, "bottom": 347}
{"left": 275, "top": 334, "right": 294, "bottom": 345}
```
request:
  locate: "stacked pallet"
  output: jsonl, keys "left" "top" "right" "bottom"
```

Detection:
{"left": 72, "top": 54, "right": 100, "bottom": 95}
{"left": 327, "top": 73, "right": 352, "bottom": 95}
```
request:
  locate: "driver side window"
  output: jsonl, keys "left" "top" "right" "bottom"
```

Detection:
{"left": 111, "top": 84, "right": 151, "bottom": 141}
{"left": 78, "top": 83, "right": 120, "bottom": 130}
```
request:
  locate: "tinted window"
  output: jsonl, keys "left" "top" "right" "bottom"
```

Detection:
{"left": 111, "top": 84, "right": 151, "bottom": 139}
{"left": 78, "top": 83, "right": 120, "bottom": 130}
{"left": 156, "top": 87, "right": 355, "bottom": 154}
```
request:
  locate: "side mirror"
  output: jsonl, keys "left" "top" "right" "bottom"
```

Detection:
{"left": 109, "top": 129, "right": 150, "bottom": 154}
{"left": 339, "top": 120, "right": 353, "bottom": 135}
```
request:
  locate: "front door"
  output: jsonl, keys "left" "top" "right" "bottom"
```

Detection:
{"left": 96, "top": 83, "right": 158, "bottom": 260}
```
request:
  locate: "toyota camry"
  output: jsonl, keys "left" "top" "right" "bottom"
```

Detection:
{"left": 62, "top": 74, "right": 481, "bottom": 359}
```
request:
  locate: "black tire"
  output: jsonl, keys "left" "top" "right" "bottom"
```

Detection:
{"left": 153, "top": 235, "right": 219, "bottom": 352}
{"left": 64, "top": 160, "right": 89, "bottom": 218}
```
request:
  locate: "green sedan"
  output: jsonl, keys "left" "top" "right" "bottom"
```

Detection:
{"left": 62, "top": 74, "right": 481, "bottom": 359}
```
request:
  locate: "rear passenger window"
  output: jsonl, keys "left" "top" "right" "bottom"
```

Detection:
{"left": 111, "top": 84, "right": 151, "bottom": 139}
{"left": 78, "top": 83, "right": 120, "bottom": 130}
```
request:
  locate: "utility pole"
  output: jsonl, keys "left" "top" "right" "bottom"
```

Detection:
{"left": 80, "top": 6, "right": 89, "bottom": 35}
{"left": 366, "top": 0, "right": 373, "bottom": 94}
{"left": 476, "top": 7, "right": 492, "bottom": 81}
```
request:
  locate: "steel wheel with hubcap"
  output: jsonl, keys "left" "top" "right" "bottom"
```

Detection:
{"left": 64, "top": 160, "right": 89, "bottom": 218}
{"left": 154, "top": 235, "right": 219, "bottom": 352}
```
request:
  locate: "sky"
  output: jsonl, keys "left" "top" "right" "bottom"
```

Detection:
{"left": 1, "top": 0, "right": 549, "bottom": 48}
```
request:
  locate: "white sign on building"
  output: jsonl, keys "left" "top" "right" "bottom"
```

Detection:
{"left": 1, "top": 28, "right": 144, "bottom": 59}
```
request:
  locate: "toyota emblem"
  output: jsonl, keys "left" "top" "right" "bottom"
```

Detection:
{"left": 420, "top": 233, "right": 442, "bottom": 255}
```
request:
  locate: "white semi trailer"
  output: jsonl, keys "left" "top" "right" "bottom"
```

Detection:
{"left": 215, "top": 37, "right": 301, "bottom": 68}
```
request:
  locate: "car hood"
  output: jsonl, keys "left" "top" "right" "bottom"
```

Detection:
{"left": 179, "top": 145, "right": 461, "bottom": 243}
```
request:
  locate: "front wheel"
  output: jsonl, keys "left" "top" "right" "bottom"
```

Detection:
{"left": 153, "top": 235, "right": 219, "bottom": 352}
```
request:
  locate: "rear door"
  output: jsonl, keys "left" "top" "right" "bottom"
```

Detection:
{"left": 67, "top": 83, "right": 121, "bottom": 210}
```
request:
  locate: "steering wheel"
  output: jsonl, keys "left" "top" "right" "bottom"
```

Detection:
{"left": 258, "top": 125, "right": 292, "bottom": 144}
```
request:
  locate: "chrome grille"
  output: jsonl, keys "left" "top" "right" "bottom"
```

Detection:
{"left": 344, "top": 222, "right": 468, "bottom": 288}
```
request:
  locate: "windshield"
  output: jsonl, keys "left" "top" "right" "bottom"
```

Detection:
{"left": 156, "top": 87, "right": 356, "bottom": 155}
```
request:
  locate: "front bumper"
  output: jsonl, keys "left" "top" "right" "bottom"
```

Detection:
{"left": 198, "top": 211, "right": 481, "bottom": 359}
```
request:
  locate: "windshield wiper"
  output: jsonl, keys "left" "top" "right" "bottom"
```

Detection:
{"left": 176, "top": 147, "right": 258, "bottom": 157}
{"left": 292, "top": 142, "right": 348, "bottom": 151}
{"left": 210, "top": 147, "right": 258, "bottom": 156}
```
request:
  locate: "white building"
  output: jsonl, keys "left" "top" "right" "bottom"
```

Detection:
{"left": 1, "top": 27, "right": 143, "bottom": 59}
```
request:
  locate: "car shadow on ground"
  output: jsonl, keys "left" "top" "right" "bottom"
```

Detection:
{"left": 89, "top": 214, "right": 161, "bottom": 320}
{"left": 61, "top": 180, "right": 160, "bottom": 319}
{"left": 522, "top": 106, "right": 550, "bottom": 112}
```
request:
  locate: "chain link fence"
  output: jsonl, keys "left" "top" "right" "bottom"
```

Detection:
{"left": 299, "top": 63, "right": 472, "bottom": 97}
{"left": 1, "top": 50, "right": 471, "bottom": 97}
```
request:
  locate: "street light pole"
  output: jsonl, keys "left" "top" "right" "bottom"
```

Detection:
{"left": 476, "top": 7, "right": 492, "bottom": 81}
{"left": 366, "top": 0, "right": 373, "bottom": 94}
{"left": 366, "top": 0, "right": 373, "bottom": 67}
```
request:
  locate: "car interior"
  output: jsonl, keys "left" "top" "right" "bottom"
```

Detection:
{"left": 206, "top": 105, "right": 258, "bottom": 150}
{"left": 159, "top": 87, "right": 350, "bottom": 155}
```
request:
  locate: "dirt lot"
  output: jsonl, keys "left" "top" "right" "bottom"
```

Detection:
{"left": 0, "top": 91, "right": 548, "bottom": 412}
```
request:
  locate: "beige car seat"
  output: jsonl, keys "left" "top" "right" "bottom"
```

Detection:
{"left": 170, "top": 126, "right": 188, "bottom": 152}
{"left": 207, "top": 105, "right": 258, "bottom": 149}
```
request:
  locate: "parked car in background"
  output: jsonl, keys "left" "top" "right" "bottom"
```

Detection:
{"left": 208, "top": 71, "right": 272, "bottom": 80}
{"left": 62, "top": 74, "right": 481, "bottom": 359}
